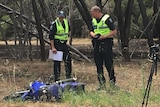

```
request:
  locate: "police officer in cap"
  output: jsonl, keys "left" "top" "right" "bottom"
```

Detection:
{"left": 49, "top": 10, "right": 72, "bottom": 82}
{"left": 90, "top": 6, "right": 117, "bottom": 90}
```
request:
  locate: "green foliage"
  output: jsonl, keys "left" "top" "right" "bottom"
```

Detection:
{"left": 1, "top": 15, "right": 11, "bottom": 29}
{"left": 0, "top": 0, "right": 156, "bottom": 39}
{"left": 147, "top": 8, "right": 154, "bottom": 18}
{"left": 144, "top": 0, "right": 153, "bottom": 8}
{"left": 0, "top": 15, "right": 13, "bottom": 40}
{"left": 123, "top": 0, "right": 154, "bottom": 39}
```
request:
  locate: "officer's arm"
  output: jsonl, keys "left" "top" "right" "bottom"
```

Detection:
{"left": 49, "top": 23, "right": 57, "bottom": 53}
{"left": 90, "top": 31, "right": 96, "bottom": 37}
{"left": 89, "top": 23, "right": 97, "bottom": 38}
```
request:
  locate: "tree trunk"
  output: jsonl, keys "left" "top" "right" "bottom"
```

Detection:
{"left": 114, "top": 0, "right": 134, "bottom": 61}
{"left": 138, "top": 0, "right": 154, "bottom": 47}
{"left": 31, "top": 0, "right": 46, "bottom": 61}
{"left": 114, "top": 0, "right": 125, "bottom": 60}
{"left": 69, "top": 0, "right": 73, "bottom": 45}
{"left": 0, "top": 26, "right": 8, "bottom": 46}
{"left": 153, "top": 0, "right": 159, "bottom": 13}
{"left": 122, "top": 0, "right": 134, "bottom": 61}
{"left": 153, "top": 0, "right": 160, "bottom": 43}
{"left": 11, "top": 0, "right": 18, "bottom": 59}
{"left": 96, "top": 0, "right": 103, "bottom": 10}
{"left": 38, "top": 0, "right": 51, "bottom": 27}
{"left": 96, "top": 0, "right": 108, "bottom": 11}
{"left": 26, "top": 0, "right": 33, "bottom": 61}
{"left": 19, "top": 0, "right": 24, "bottom": 60}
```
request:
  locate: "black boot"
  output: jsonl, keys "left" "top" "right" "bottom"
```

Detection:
{"left": 96, "top": 74, "right": 106, "bottom": 91}
{"left": 109, "top": 79, "right": 119, "bottom": 90}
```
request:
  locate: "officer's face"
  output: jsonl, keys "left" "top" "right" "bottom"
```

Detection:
{"left": 59, "top": 17, "right": 65, "bottom": 22}
{"left": 90, "top": 10, "right": 98, "bottom": 18}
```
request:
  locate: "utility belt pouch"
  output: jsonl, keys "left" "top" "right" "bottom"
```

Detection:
{"left": 91, "top": 39, "right": 96, "bottom": 48}
{"left": 92, "top": 39, "right": 100, "bottom": 49}
{"left": 101, "top": 38, "right": 113, "bottom": 47}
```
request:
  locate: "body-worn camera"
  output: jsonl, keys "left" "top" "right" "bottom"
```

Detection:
{"left": 151, "top": 44, "right": 160, "bottom": 53}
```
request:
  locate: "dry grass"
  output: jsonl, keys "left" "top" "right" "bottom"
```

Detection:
{"left": 0, "top": 58, "right": 160, "bottom": 106}
{"left": 0, "top": 38, "right": 160, "bottom": 106}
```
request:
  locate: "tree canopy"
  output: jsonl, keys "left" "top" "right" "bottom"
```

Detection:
{"left": 0, "top": 0, "right": 159, "bottom": 61}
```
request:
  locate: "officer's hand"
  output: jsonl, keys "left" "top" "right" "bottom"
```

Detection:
{"left": 98, "top": 35, "right": 106, "bottom": 40}
{"left": 92, "top": 34, "right": 101, "bottom": 39}
{"left": 90, "top": 31, "right": 96, "bottom": 37}
{"left": 52, "top": 47, "right": 57, "bottom": 53}
{"left": 90, "top": 32, "right": 101, "bottom": 39}
{"left": 94, "top": 34, "right": 101, "bottom": 39}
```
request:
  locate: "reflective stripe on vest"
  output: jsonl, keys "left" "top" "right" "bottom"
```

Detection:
{"left": 54, "top": 18, "right": 69, "bottom": 41}
{"left": 92, "top": 14, "right": 111, "bottom": 36}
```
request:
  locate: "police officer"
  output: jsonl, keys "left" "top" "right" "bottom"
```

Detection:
{"left": 90, "top": 6, "right": 117, "bottom": 90}
{"left": 49, "top": 11, "right": 72, "bottom": 82}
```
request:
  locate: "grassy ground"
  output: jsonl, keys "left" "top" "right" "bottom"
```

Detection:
{"left": 0, "top": 38, "right": 160, "bottom": 107}
{"left": 0, "top": 58, "right": 160, "bottom": 107}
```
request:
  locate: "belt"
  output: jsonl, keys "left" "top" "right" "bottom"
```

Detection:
{"left": 54, "top": 39, "right": 67, "bottom": 44}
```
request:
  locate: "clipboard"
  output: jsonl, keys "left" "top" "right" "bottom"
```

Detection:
{"left": 48, "top": 50, "right": 63, "bottom": 61}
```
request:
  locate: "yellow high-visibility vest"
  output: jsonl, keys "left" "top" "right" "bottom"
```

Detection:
{"left": 92, "top": 14, "right": 111, "bottom": 36}
{"left": 54, "top": 18, "right": 69, "bottom": 41}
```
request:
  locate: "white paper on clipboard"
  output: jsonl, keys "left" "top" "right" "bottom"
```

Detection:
{"left": 48, "top": 50, "right": 63, "bottom": 61}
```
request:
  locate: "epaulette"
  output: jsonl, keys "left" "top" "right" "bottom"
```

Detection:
{"left": 51, "top": 21, "right": 56, "bottom": 25}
